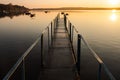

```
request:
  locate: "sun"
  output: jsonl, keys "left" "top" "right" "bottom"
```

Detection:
{"left": 109, "top": 0, "right": 118, "bottom": 5}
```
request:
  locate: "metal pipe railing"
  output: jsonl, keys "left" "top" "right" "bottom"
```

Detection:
{"left": 3, "top": 13, "right": 59, "bottom": 80}
{"left": 81, "top": 35, "right": 116, "bottom": 80}
{"left": 64, "top": 14, "right": 116, "bottom": 80}
{"left": 3, "top": 36, "right": 41, "bottom": 80}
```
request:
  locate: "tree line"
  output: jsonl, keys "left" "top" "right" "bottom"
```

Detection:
{"left": 0, "top": 3, "right": 29, "bottom": 14}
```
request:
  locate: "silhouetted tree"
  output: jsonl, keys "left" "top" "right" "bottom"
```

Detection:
{"left": 0, "top": 3, "right": 29, "bottom": 13}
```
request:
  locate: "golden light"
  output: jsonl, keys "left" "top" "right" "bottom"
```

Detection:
{"left": 112, "top": 10, "right": 116, "bottom": 13}
{"left": 110, "top": 14, "right": 117, "bottom": 21}
{"left": 109, "top": 0, "right": 118, "bottom": 5}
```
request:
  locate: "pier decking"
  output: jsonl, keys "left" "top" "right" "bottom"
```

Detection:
{"left": 39, "top": 17, "right": 76, "bottom": 80}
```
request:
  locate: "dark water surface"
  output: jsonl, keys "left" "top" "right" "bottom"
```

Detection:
{"left": 0, "top": 11, "right": 57, "bottom": 79}
{"left": 0, "top": 10, "right": 120, "bottom": 80}
{"left": 67, "top": 10, "right": 120, "bottom": 80}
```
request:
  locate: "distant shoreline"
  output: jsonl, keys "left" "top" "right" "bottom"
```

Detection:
{"left": 0, "top": 3, "right": 29, "bottom": 14}
{"left": 32, "top": 7, "right": 120, "bottom": 10}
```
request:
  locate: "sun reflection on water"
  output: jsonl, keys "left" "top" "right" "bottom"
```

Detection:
{"left": 112, "top": 10, "right": 117, "bottom": 13}
{"left": 110, "top": 10, "right": 117, "bottom": 21}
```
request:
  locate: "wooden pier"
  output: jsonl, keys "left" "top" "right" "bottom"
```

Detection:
{"left": 39, "top": 16, "right": 76, "bottom": 80}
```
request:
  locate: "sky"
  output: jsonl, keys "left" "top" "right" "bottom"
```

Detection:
{"left": 1, "top": 0, "right": 120, "bottom": 8}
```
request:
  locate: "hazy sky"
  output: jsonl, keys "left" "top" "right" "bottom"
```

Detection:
{"left": 1, "top": 0, "right": 120, "bottom": 8}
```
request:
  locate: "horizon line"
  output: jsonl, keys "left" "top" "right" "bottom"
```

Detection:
{"left": 31, "top": 7, "right": 120, "bottom": 10}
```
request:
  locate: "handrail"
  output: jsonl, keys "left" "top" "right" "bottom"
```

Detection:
{"left": 81, "top": 35, "right": 103, "bottom": 63}
{"left": 81, "top": 35, "right": 116, "bottom": 80}
{"left": 3, "top": 13, "right": 59, "bottom": 80}
{"left": 67, "top": 19, "right": 78, "bottom": 33}
{"left": 73, "top": 25, "right": 78, "bottom": 33}
{"left": 3, "top": 36, "right": 41, "bottom": 80}
{"left": 64, "top": 14, "right": 116, "bottom": 80}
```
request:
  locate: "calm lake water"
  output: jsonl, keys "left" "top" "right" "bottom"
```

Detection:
{"left": 0, "top": 11, "right": 58, "bottom": 79}
{"left": 67, "top": 10, "right": 120, "bottom": 80}
{"left": 0, "top": 10, "right": 120, "bottom": 80}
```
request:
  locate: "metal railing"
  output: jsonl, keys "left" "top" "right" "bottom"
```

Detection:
{"left": 3, "top": 13, "right": 59, "bottom": 80}
{"left": 64, "top": 14, "right": 116, "bottom": 80}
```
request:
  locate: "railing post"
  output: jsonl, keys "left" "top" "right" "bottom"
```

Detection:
{"left": 69, "top": 22, "right": 72, "bottom": 42}
{"left": 54, "top": 17, "right": 56, "bottom": 28}
{"left": 65, "top": 15, "right": 66, "bottom": 27}
{"left": 71, "top": 26, "right": 74, "bottom": 43}
{"left": 64, "top": 14, "right": 67, "bottom": 28}
{"left": 54, "top": 19, "right": 55, "bottom": 29}
{"left": 51, "top": 22, "right": 53, "bottom": 45}
{"left": 58, "top": 13, "right": 60, "bottom": 20}
{"left": 48, "top": 27, "right": 49, "bottom": 48}
{"left": 56, "top": 16, "right": 58, "bottom": 27}
{"left": 54, "top": 18, "right": 56, "bottom": 28}
{"left": 76, "top": 34, "right": 81, "bottom": 75}
{"left": 54, "top": 17, "right": 58, "bottom": 32}
{"left": 68, "top": 21, "right": 70, "bottom": 32}
{"left": 41, "top": 34, "right": 44, "bottom": 67}
{"left": 22, "top": 60, "right": 25, "bottom": 80}
{"left": 98, "top": 63, "right": 102, "bottom": 80}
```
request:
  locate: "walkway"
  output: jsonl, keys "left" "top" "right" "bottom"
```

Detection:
{"left": 39, "top": 16, "right": 76, "bottom": 80}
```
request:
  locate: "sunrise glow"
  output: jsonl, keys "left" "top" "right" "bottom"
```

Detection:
{"left": 110, "top": 13, "right": 117, "bottom": 21}
{"left": 112, "top": 10, "right": 117, "bottom": 13}
{"left": 109, "top": 0, "right": 119, "bottom": 5}
{"left": 0, "top": 0, "right": 120, "bottom": 8}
